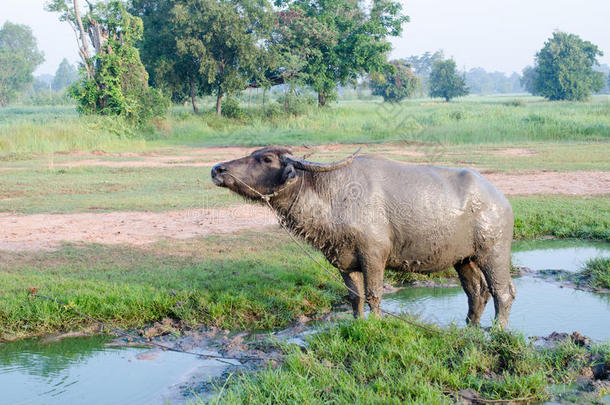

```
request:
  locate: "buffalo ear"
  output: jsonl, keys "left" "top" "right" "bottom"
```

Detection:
{"left": 282, "top": 164, "right": 296, "bottom": 183}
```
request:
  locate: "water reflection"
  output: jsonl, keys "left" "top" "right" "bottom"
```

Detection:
{"left": 0, "top": 336, "right": 226, "bottom": 405}
{"left": 512, "top": 239, "right": 610, "bottom": 272}
{"left": 385, "top": 277, "right": 610, "bottom": 341}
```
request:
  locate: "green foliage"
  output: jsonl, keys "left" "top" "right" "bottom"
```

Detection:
{"left": 51, "top": 58, "right": 78, "bottom": 92}
{"left": 220, "top": 97, "right": 245, "bottom": 119}
{"left": 170, "top": 0, "right": 273, "bottom": 115}
{"left": 47, "top": 1, "right": 169, "bottom": 124}
{"left": 270, "top": 0, "right": 409, "bottom": 106}
{"left": 0, "top": 22, "right": 45, "bottom": 106}
{"left": 521, "top": 65, "right": 538, "bottom": 95}
{"left": 403, "top": 50, "right": 444, "bottom": 95}
{"left": 429, "top": 59, "right": 469, "bottom": 102}
{"left": 533, "top": 32, "right": 605, "bottom": 101}
{"left": 369, "top": 60, "right": 420, "bottom": 102}
{"left": 275, "top": 88, "right": 316, "bottom": 116}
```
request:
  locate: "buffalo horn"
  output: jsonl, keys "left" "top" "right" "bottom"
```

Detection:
{"left": 284, "top": 148, "right": 361, "bottom": 172}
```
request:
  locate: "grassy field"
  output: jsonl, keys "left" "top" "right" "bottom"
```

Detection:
{"left": 0, "top": 232, "right": 344, "bottom": 340}
{"left": 1, "top": 95, "right": 609, "bottom": 155}
{"left": 0, "top": 96, "right": 609, "bottom": 402}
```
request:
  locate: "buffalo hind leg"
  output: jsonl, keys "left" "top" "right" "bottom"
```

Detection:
{"left": 475, "top": 242, "right": 516, "bottom": 329}
{"left": 341, "top": 271, "right": 365, "bottom": 318}
{"left": 455, "top": 260, "right": 491, "bottom": 326}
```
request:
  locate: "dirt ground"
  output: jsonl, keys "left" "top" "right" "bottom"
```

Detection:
{"left": 1, "top": 169, "right": 608, "bottom": 251}
{"left": 483, "top": 171, "right": 610, "bottom": 196}
{"left": 0, "top": 206, "right": 276, "bottom": 251}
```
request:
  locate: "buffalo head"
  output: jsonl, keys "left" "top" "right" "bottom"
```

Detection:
{"left": 211, "top": 146, "right": 359, "bottom": 199}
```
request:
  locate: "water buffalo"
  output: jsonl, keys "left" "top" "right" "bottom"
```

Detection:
{"left": 211, "top": 146, "right": 516, "bottom": 327}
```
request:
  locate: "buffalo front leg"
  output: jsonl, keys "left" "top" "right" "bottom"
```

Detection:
{"left": 360, "top": 253, "right": 386, "bottom": 317}
{"left": 455, "top": 260, "right": 491, "bottom": 326}
{"left": 340, "top": 271, "right": 365, "bottom": 318}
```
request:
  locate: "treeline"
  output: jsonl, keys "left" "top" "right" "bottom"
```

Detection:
{"left": 1, "top": 1, "right": 609, "bottom": 122}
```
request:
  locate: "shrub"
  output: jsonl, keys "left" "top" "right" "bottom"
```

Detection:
{"left": 221, "top": 97, "right": 245, "bottom": 119}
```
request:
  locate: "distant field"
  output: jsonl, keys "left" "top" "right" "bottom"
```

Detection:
{"left": 1, "top": 95, "right": 609, "bottom": 155}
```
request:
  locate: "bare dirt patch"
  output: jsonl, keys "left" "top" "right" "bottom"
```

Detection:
{"left": 491, "top": 148, "right": 537, "bottom": 157}
{"left": 0, "top": 205, "right": 276, "bottom": 251}
{"left": 483, "top": 171, "right": 610, "bottom": 195}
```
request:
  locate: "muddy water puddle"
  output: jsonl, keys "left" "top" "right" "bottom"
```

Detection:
{"left": 385, "top": 239, "right": 610, "bottom": 341}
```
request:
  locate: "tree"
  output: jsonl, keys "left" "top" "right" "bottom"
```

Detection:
{"left": 168, "top": 0, "right": 273, "bottom": 116}
{"left": 0, "top": 22, "right": 44, "bottom": 106}
{"left": 369, "top": 60, "right": 419, "bottom": 102}
{"left": 533, "top": 32, "right": 604, "bottom": 101}
{"left": 520, "top": 66, "right": 538, "bottom": 95}
{"left": 274, "top": 0, "right": 408, "bottom": 106}
{"left": 403, "top": 50, "right": 444, "bottom": 95}
{"left": 46, "top": 0, "right": 168, "bottom": 122}
{"left": 52, "top": 58, "right": 79, "bottom": 91}
{"left": 465, "top": 68, "right": 522, "bottom": 95}
{"left": 130, "top": 0, "right": 200, "bottom": 112}
{"left": 429, "top": 59, "right": 469, "bottom": 102}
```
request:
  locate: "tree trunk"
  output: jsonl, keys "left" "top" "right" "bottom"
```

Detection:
{"left": 318, "top": 91, "right": 327, "bottom": 107}
{"left": 73, "top": 0, "right": 93, "bottom": 79}
{"left": 216, "top": 92, "right": 223, "bottom": 116}
{"left": 190, "top": 80, "right": 198, "bottom": 113}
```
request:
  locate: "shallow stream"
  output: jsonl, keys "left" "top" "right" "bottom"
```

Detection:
{"left": 0, "top": 239, "right": 608, "bottom": 404}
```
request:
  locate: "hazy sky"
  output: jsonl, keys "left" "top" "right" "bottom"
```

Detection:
{"left": 1, "top": 0, "right": 609, "bottom": 76}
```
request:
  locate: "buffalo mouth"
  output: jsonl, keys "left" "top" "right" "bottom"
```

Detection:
{"left": 211, "top": 174, "right": 224, "bottom": 186}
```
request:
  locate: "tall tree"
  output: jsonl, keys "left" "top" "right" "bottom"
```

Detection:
{"left": 0, "top": 22, "right": 44, "bottom": 106}
{"left": 46, "top": 0, "right": 168, "bottom": 122}
{"left": 369, "top": 60, "right": 419, "bottom": 102}
{"left": 403, "top": 50, "right": 444, "bottom": 95}
{"left": 169, "top": 0, "right": 273, "bottom": 115}
{"left": 533, "top": 32, "right": 604, "bottom": 101}
{"left": 429, "top": 58, "right": 469, "bottom": 102}
{"left": 130, "top": 0, "right": 202, "bottom": 112}
{"left": 52, "top": 58, "right": 79, "bottom": 91}
{"left": 274, "top": 0, "right": 408, "bottom": 106}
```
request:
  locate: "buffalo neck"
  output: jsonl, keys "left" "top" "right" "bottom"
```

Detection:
{"left": 269, "top": 171, "right": 334, "bottom": 233}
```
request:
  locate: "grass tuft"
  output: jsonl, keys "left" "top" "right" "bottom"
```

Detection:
{"left": 575, "top": 257, "right": 610, "bottom": 289}
{"left": 208, "top": 317, "right": 607, "bottom": 404}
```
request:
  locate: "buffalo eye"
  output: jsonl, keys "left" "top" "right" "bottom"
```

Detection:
{"left": 262, "top": 156, "right": 273, "bottom": 163}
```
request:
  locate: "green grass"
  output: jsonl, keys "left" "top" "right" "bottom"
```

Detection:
{"left": 206, "top": 317, "right": 607, "bottom": 404}
{"left": 0, "top": 165, "right": 240, "bottom": 214}
{"left": 576, "top": 257, "right": 610, "bottom": 289}
{"left": 0, "top": 233, "right": 344, "bottom": 341}
{"left": 511, "top": 196, "right": 610, "bottom": 241}
{"left": 1, "top": 96, "right": 609, "bottom": 155}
